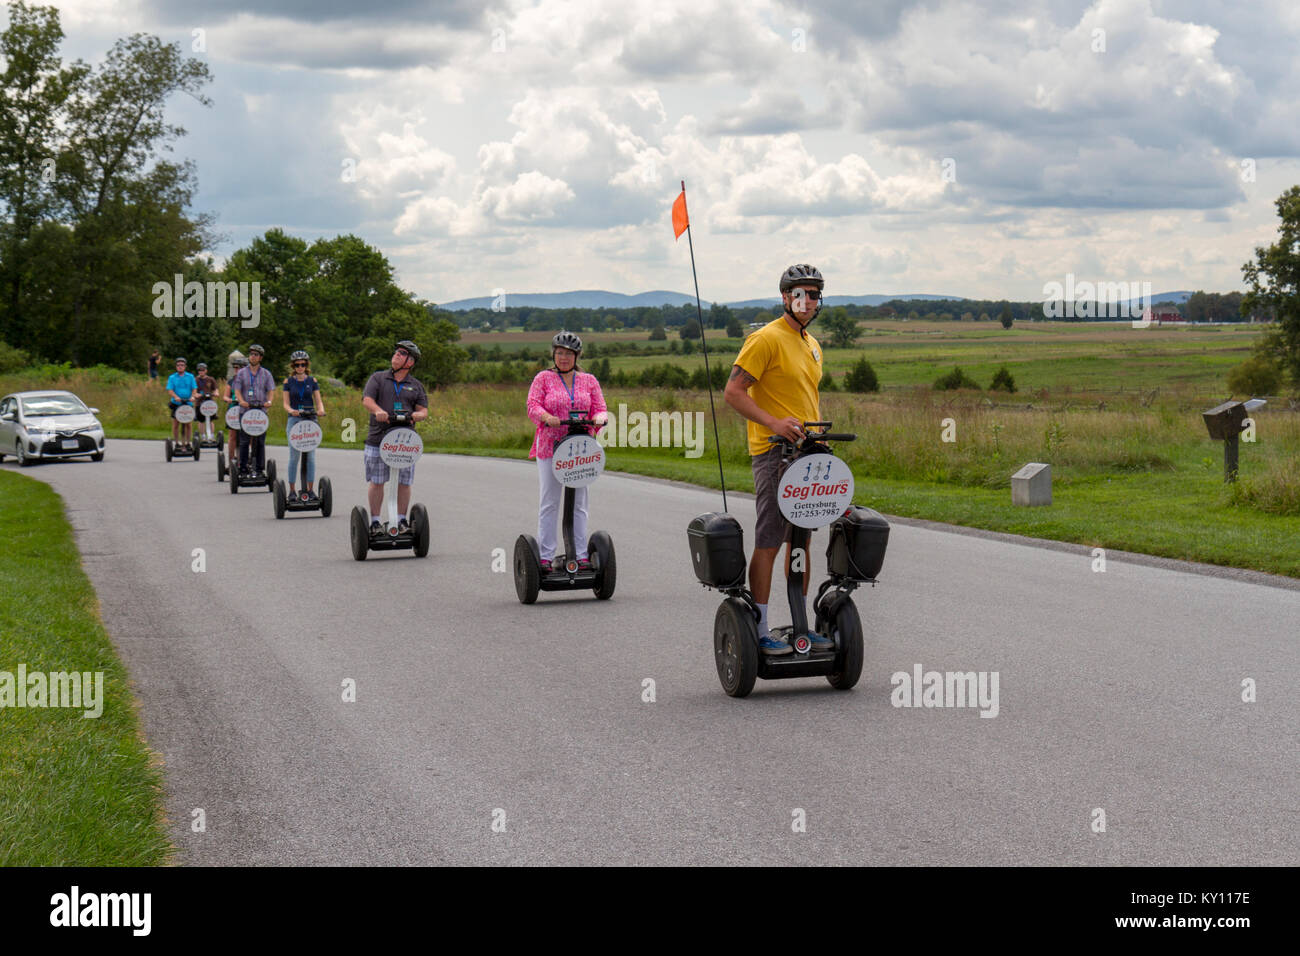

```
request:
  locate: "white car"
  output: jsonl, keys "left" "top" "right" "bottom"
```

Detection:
{"left": 0, "top": 391, "right": 107, "bottom": 465}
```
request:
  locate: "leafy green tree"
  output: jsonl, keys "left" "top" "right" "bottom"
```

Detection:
{"left": 819, "top": 307, "right": 859, "bottom": 348}
{"left": 999, "top": 306, "right": 1014, "bottom": 329}
{"left": 726, "top": 315, "right": 743, "bottom": 337}
{"left": 1242, "top": 186, "right": 1300, "bottom": 385}
{"left": 934, "top": 366, "right": 980, "bottom": 390}
{"left": 649, "top": 324, "right": 666, "bottom": 340}
{"left": 990, "top": 365, "right": 1017, "bottom": 393}
{"left": 1226, "top": 355, "right": 1282, "bottom": 396}
{"left": 680, "top": 318, "right": 701, "bottom": 340}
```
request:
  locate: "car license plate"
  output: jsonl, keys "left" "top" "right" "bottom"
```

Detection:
{"left": 61, "top": 439, "right": 79, "bottom": 449}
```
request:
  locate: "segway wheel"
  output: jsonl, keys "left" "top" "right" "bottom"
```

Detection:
{"left": 825, "top": 599, "right": 864, "bottom": 691}
{"left": 410, "top": 503, "right": 431, "bottom": 557}
{"left": 590, "top": 530, "right": 616, "bottom": 600}
{"left": 230, "top": 471, "right": 239, "bottom": 494}
{"left": 513, "top": 535, "right": 540, "bottom": 605}
{"left": 193, "top": 442, "right": 200, "bottom": 461}
{"left": 349, "top": 507, "right": 369, "bottom": 561}
{"left": 318, "top": 477, "right": 333, "bottom": 517}
{"left": 164, "top": 439, "right": 173, "bottom": 462}
{"left": 217, "top": 453, "right": 226, "bottom": 482}
{"left": 216, "top": 430, "right": 224, "bottom": 447}
{"left": 266, "top": 458, "right": 277, "bottom": 486}
{"left": 273, "top": 480, "right": 287, "bottom": 519}
{"left": 714, "top": 598, "right": 759, "bottom": 698}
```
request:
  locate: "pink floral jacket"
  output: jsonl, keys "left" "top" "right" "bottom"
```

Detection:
{"left": 526, "top": 369, "right": 608, "bottom": 459}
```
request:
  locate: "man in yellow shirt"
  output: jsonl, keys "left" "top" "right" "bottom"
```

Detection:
{"left": 724, "top": 263, "right": 830, "bottom": 656}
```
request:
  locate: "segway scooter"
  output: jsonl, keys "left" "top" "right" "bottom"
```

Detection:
{"left": 164, "top": 402, "right": 200, "bottom": 462}
{"left": 513, "top": 412, "right": 616, "bottom": 603}
{"left": 687, "top": 421, "right": 890, "bottom": 698}
{"left": 273, "top": 412, "right": 332, "bottom": 518}
{"left": 217, "top": 403, "right": 241, "bottom": 482}
{"left": 195, "top": 392, "right": 223, "bottom": 451}
{"left": 229, "top": 407, "right": 277, "bottom": 494}
{"left": 348, "top": 411, "right": 429, "bottom": 559}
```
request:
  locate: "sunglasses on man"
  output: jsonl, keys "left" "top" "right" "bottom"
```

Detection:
{"left": 791, "top": 290, "right": 822, "bottom": 301}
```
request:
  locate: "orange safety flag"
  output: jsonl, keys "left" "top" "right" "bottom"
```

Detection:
{"left": 672, "top": 189, "right": 689, "bottom": 239}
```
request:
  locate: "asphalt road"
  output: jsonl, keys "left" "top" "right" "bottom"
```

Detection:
{"left": 12, "top": 439, "right": 1300, "bottom": 865}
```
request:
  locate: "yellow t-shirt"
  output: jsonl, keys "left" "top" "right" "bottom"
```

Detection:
{"left": 733, "top": 316, "right": 823, "bottom": 456}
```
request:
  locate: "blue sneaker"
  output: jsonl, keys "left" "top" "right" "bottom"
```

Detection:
{"left": 758, "top": 631, "right": 793, "bottom": 656}
{"left": 807, "top": 630, "right": 835, "bottom": 652}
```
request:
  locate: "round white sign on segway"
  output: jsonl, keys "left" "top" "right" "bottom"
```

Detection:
{"left": 240, "top": 407, "right": 269, "bottom": 436}
{"left": 225, "top": 405, "right": 242, "bottom": 430}
{"left": 288, "top": 418, "right": 323, "bottom": 452}
{"left": 379, "top": 427, "right": 422, "bottom": 467}
{"left": 199, "top": 399, "right": 218, "bottom": 417}
{"left": 776, "top": 452, "right": 855, "bottom": 529}
{"left": 552, "top": 435, "right": 605, "bottom": 488}
{"left": 174, "top": 403, "right": 195, "bottom": 424}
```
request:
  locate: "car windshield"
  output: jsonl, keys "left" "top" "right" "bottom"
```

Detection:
{"left": 21, "top": 396, "right": 88, "bottom": 416}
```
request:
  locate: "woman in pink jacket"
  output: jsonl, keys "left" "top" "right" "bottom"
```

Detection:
{"left": 526, "top": 331, "right": 609, "bottom": 572}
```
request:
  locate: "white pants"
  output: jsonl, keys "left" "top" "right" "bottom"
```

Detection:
{"left": 537, "top": 456, "right": 588, "bottom": 561}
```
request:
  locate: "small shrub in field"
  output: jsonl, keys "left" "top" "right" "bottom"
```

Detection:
{"left": 990, "top": 366, "right": 1017, "bottom": 393}
{"left": 1226, "top": 355, "right": 1282, "bottom": 396}
{"left": 933, "top": 366, "right": 980, "bottom": 390}
{"left": 649, "top": 325, "right": 667, "bottom": 341}
{"left": 0, "top": 340, "right": 32, "bottom": 373}
{"left": 845, "top": 356, "right": 879, "bottom": 392}
{"left": 820, "top": 369, "right": 838, "bottom": 391}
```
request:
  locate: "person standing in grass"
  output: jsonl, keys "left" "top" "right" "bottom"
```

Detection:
{"left": 148, "top": 349, "right": 160, "bottom": 380}
{"left": 723, "top": 264, "right": 830, "bottom": 657}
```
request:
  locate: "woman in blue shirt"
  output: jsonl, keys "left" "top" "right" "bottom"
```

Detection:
{"left": 282, "top": 350, "right": 326, "bottom": 500}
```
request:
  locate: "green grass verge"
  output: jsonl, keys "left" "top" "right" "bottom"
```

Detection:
{"left": 0, "top": 470, "right": 170, "bottom": 865}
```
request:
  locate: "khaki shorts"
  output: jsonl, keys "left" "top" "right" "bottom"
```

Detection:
{"left": 751, "top": 447, "right": 793, "bottom": 549}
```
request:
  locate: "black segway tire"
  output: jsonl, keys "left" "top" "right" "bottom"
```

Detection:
{"left": 714, "top": 598, "right": 759, "bottom": 698}
{"left": 411, "top": 503, "right": 430, "bottom": 557}
{"left": 513, "top": 535, "right": 540, "bottom": 605}
{"left": 349, "top": 507, "right": 369, "bottom": 561}
{"left": 266, "top": 457, "right": 277, "bottom": 486}
{"left": 217, "top": 453, "right": 226, "bottom": 482}
{"left": 319, "top": 477, "right": 332, "bottom": 517}
{"left": 164, "top": 439, "right": 173, "bottom": 462}
{"left": 826, "top": 599, "right": 864, "bottom": 691}
{"left": 590, "top": 530, "right": 616, "bottom": 600}
{"left": 273, "top": 480, "right": 287, "bottom": 519}
{"left": 193, "top": 442, "right": 200, "bottom": 461}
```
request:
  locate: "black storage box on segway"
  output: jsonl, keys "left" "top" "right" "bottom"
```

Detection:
{"left": 826, "top": 505, "right": 890, "bottom": 581}
{"left": 687, "top": 512, "right": 747, "bottom": 589}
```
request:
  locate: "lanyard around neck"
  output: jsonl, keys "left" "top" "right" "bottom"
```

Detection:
{"left": 555, "top": 369, "right": 576, "bottom": 407}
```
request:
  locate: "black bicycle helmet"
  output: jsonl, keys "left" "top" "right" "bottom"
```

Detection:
{"left": 248, "top": 344, "right": 265, "bottom": 356}
{"left": 552, "top": 330, "right": 583, "bottom": 354}
{"left": 395, "top": 340, "right": 420, "bottom": 365}
{"left": 779, "top": 263, "right": 824, "bottom": 293}
{"left": 290, "top": 350, "right": 309, "bottom": 363}
{"left": 232, "top": 356, "right": 249, "bottom": 368}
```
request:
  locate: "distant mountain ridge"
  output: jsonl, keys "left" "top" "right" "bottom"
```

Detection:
{"left": 436, "top": 289, "right": 1198, "bottom": 311}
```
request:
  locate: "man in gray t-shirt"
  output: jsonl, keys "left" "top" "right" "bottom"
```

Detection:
{"left": 360, "top": 340, "right": 429, "bottom": 533}
{"left": 233, "top": 343, "right": 276, "bottom": 475}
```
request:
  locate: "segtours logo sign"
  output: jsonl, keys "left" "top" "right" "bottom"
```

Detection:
{"left": 174, "top": 403, "right": 195, "bottom": 424}
{"left": 552, "top": 435, "right": 604, "bottom": 488}
{"left": 225, "top": 405, "right": 242, "bottom": 430}
{"left": 379, "top": 427, "right": 422, "bottom": 467}
{"left": 199, "top": 399, "right": 218, "bottom": 417}
{"left": 777, "top": 453, "right": 855, "bottom": 528}
{"left": 288, "top": 418, "right": 323, "bottom": 452}
{"left": 240, "top": 408, "right": 269, "bottom": 436}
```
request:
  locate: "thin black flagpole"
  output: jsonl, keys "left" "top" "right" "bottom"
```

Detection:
{"left": 681, "top": 180, "right": 728, "bottom": 512}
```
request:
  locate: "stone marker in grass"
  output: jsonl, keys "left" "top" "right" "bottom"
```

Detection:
{"left": 1012, "top": 462, "right": 1052, "bottom": 506}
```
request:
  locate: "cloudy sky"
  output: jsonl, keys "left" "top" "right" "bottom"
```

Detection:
{"left": 31, "top": 0, "right": 1300, "bottom": 303}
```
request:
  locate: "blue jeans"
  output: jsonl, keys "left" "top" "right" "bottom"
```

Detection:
{"left": 287, "top": 422, "right": 316, "bottom": 486}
